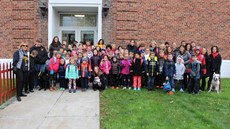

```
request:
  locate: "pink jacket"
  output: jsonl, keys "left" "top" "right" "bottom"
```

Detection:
{"left": 120, "top": 59, "right": 132, "bottom": 75}
{"left": 100, "top": 60, "right": 111, "bottom": 75}
{"left": 49, "top": 57, "right": 60, "bottom": 73}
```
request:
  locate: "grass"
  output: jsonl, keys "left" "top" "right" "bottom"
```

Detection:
{"left": 100, "top": 79, "right": 230, "bottom": 129}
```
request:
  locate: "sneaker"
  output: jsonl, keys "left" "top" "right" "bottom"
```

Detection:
{"left": 134, "top": 88, "right": 137, "bottom": 91}
{"left": 128, "top": 87, "right": 132, "bottom": 90}
{"left": 180, "top": 89, "right": 184, "bottom": 92}
{"left": 53, "top": 87, "right": 58, "bottom": 91}
{"left": 137, "top": 88, "right": 140, "bottom": 91}
{"left": 69, "top": 89, "right": 72, "bottom": 93}
{"left": 73, "top": 89, "right": 76, "bottom": 93}
{"left": 111, "top": 86, "right": 114, "bottom": 89}
{"left": 160, "top": 86, "right": 164, "bottom": 89}
{"left": 122, "top": 87, "right": 127, "bottom": 90}
{"left": 116, "top": 87, "right": 119, "bottom": 90}
{"left": 172, "top": 88, "right": 175, "bottom": 92}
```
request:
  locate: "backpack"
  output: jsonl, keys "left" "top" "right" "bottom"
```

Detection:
{"left": 163, "top": 81, "right": 171, "bottom": 92}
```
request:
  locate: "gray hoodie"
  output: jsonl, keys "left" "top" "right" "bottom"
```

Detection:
{"left": 174, "top": 56, "right": 185, "bottom": 80}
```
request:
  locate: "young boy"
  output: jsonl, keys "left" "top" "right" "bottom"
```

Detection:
{"left": 164, "top": 53, "right": 176, "bottom": 92}
{"left": 156, "top": 50, "right": 165, "bottom": 88}
{"left": 29, "top": 50, "right": 38, "bottom": 92}
{"left": 188, "top": 54, "right": 201, "bottom": 94}
{"left": 146, "top": 52, "right": 158, "bottom": 90}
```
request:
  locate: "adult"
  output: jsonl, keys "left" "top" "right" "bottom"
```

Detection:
{"left": 90, "top": 66, "right": 106, "bottom": 91}
{"left": 175, "top": 45, "right": 191, "bottom": 90}
{"left": 13, "top": 42, "right": 29, "bottom": 101}
{"left": 30, "top": 39, "right": 48, "bottom": 89}
{"left": 49, "top": 36, "right": 61, "bottom": 58}
{"left": 200, "top": 47, "right": 211, "bottom": 91}
{"left": 127, "top": 39, "right": 138, "bottom": 53}
{"left": 207, "top": 46, "right": 222, "bottom": 90}
{"left": 149, "top": 40, "right": 159, "bottom": 55}
{"left": 185, "top": 43, "right": 193, "bottom": 55}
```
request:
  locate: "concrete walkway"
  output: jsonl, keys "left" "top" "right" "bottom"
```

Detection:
{"left": 0, "top": 90, "right": 100, "bottom": 129}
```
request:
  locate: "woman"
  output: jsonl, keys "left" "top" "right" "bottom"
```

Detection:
{"left": 175, "top": 45, "right": 191, "bottom": 90}
{"left": 185, "top": 43, "right": 193, "bottom": 55}
{"left": 13, "top": 42, "right": 29, "bottom": 101}
{"left": 207, "top": 46, "right": 222, "bottom": 90}
{"left": 49, "top": 36, "right": 61, "bottom": 58}
{"left": 200, "top": 47, "right": 211, "bottom": 91}
{"left": 90, "top": 66, "right": 106, "bottom": 91}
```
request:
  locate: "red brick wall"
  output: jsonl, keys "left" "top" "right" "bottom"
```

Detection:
{"left": 0, "top": 0, "right": 48, "bottom": 58}
{"left": 102, "top": 0, "right": 230, "bottom": 59}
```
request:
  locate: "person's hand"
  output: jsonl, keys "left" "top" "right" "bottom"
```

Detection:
{"left": 166, "top": 76, "right": 169, "bottom": 80}
{"left": 173, "top": 74, "right": 176, "bottom": 77}
{"left": 146, "top": 73, "right": 149, "bottom": 76}
{"left": 156, "top": 72, "right": 159, "bottom": 75}
{"left": 50, "top": 70, "right": 54, "bottom": 75}
{"left": 13, "top": 67, "right": 17, "bottom": 74}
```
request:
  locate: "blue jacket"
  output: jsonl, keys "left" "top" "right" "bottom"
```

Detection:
{"left": 164, "top": 59, "right": 176, "bottom": 78}
{"left": 189, "top": 60, "right": 201, "bottom": 79}
{"left": 65, "top": 64, "right": 79, "bottom": 79}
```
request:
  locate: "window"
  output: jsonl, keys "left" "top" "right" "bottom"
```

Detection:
{"left": 60, "top": 14, "right": 97, "bottom": 27}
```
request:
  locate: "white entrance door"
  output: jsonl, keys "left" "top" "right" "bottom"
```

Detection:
{"left": 60, "top": 29, "right": 97, "bottom": 45}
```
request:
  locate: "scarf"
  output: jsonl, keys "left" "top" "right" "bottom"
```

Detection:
{"left": 212, "top": 52, "right": 219, "bottom": 59}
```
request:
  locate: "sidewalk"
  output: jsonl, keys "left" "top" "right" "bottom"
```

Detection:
{"left": 0, "top": 89, "right": 100, "bottom": 129}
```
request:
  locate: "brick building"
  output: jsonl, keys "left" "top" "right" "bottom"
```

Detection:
{"left": 0, "top": 0, "right": 229, "bottom": 59}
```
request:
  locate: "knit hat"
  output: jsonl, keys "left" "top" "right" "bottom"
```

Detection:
{"left": 82, "top": 57, "right": 88, "bottom": 62}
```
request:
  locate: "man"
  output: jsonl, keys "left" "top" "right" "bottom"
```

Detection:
{"left": 30, "top": 39, "right": 48, "bottom": 89}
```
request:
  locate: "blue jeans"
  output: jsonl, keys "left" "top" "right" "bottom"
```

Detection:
{"left": 168, "top": 77, "right": 175, "bottom": 88}
{"left": 147, "top": 76, "right": 155, "bottom": 89}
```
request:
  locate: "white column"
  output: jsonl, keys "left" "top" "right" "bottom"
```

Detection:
{"left": 48, "top": 4, "right": 53, "bottom": 47}
{"left": 97, "top": 5, "right": 102, "bottom": 42}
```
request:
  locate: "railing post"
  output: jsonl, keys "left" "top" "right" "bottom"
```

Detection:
{"left": 3, "top": 63, "right": 6, "bottom": 102}
{"left": 0, "top": 63, "right": 2, "bottom": 105}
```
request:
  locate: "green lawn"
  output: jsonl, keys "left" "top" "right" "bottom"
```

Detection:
{"left": 100, "top": 79, "right": 230, "bottom": 129}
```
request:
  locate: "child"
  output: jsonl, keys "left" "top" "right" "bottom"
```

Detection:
{"left": 164, "top": 53, "right": 176, "bottom": 92}
{"left": 48, "top": 51, "right": 61, "bottom": 91}
{"left": 28, "top": 50, "right": 38, "bottom": 92}
{"left": 174, "top": 56, "right": 185, "bottom": 92}
{"left": 90, "top": 66, "right": 106, "bottom": 91}
{"left": 65, "top": 53, "right": 70, "bottom": 65}
{"left": 65, "top": 58, "right": 79, "bottom": 93}
{"left": 156, "top": 50, "right": 165, "bottom": 88}
{"left": 79, "top": 57, "right": 91, "bottom": 92}
{"left": 146, "top": 52, "right": 158, "bottom": 91}
{"left": 110, "top": 56, "right": 120, "bottom": 89}
{"left": 99, "top": 55, "right": 111, "bottom": 88}
{"left": 96, "top": 39, "right": 106, "bottom": 49}
{"left": 91, "top": 49, "right": 101, "bottom": 68}
{"left": 120, "top": 54, "right": 132, "bottom": 89}
{"left": 132, "top": 52, "right": 144, "bottom": 91}
{"left": 58, "top": 58, "right": 66, "bottom": 91}
{"left": 188, "top": 54, "right": 201, "bottom": 94}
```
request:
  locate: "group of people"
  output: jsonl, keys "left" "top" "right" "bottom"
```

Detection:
{"left": 13, "top": 37, "right": 222, "bottom": 101}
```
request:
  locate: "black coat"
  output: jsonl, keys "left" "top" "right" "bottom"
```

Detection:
{"left": 30, "top": 56, "right": 36, "bottom": 72}
{"left": 127, "top": 44, "right": 138, "bottom": 53}
{"left": 209, "top": 54, "right": 222, "bottom": 74}
{"left": 132, "top": 58, "right": 144, "bottom": 76}
{"left": 30, "top": 45, "right": 48, "bottom": 64}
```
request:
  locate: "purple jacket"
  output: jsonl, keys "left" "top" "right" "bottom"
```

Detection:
{"left": 120, "top": 59, "right": 132, "bottom": 75}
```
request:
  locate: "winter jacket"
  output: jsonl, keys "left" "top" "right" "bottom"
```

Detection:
{"left": 174, "top": 58, "right": 185, "bottom": 80}
{"left": 79, "top": 62, "right": 91, "bottom": 78}
{"left": 91, "top": 55, "right": 101, "bottom": 68}
{"left": 65, "top": 64, "right": 79, "bottom": 79}
{"left": 29, "top": 56, "right": 36, "bottom": 72}
{"left": 58, "top": 64, "right": 66, "bottom": 78}
{"left": 30, "top": 45, "right": 48, "bottom": 64}
{"left": 188, "top": 60, "right": 201, "bottom": 79}
{"left": 197, "top": 53, "right": 207, "bottom": 76}
{"left": 111, "top": 61, "right": 120, "bottom": 75}
{"left": 204, "top": 53, "right": 211, "bottom": 77}
{"left": 13, "top": 49, "right": 25, "bottom": 69}
{"left": 209, "top": 53, "right": 222, "bottom": 74}
{"left": 158, "top": 57, "right": 165, "bottom": 74}
{"left": 132, "top": 58, "right": 144, "bottom": 76}
{"left": 164, "top": 59, "right": 176, "bottom": 78}
{"left": 49, "top": 42, "right": 61, "bottom": 57}
{"left": 146, "top": 58, "right": 158, "bottom": 76}
{"left": 120, "top": 59, "right": 132, "bottom": 75}
{"left": 48, "top": 57, "right": 60, "bottom": 73}
{"left": 127, "top": 44, "right": 138, "bottom": 53}
{"left": 175, "top": 51, "right": 191, "bottom": 73}
{"left": 100, "top": 60, "right": 111, "bottom": 75}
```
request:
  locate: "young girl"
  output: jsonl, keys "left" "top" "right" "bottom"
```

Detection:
{"left": 48, "top": 51, "right": 61, "bottom": 91}
{"left": 156, "top": 50, "right": 165, "bottom": 88}
{"left": 146, "top": 52, "right": 158, "bottom": 91}
{"left": 65, "top": 58, "right": 79, "bottom": 93}
{"left": 174, "top": 56, "right": 185, "bottom": 92}
{"left": 90, "top": 66, "right": 106, "bottom": 91}
{"left": 100, "top": 55, "right": 111, "bottom": 88}
{"left": 58, "top": 58, "right": 66, "bottom": 91}
{"left": 120, "top": 54, "right": 132, "bottom": 89}
{"left": 132, "top": 52, "right": 144, "bottom": 91}
{"left": 111, "top": 56, "right": 120, "bottom": 89}
{"left": 91, "top": 49, "right": 101, "bottom": 69}
{"left": 97, "top": 39, "right": 106, "bottom": 49}
{"left": 79, "top": 57, "right": 91, "bottom": 92}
